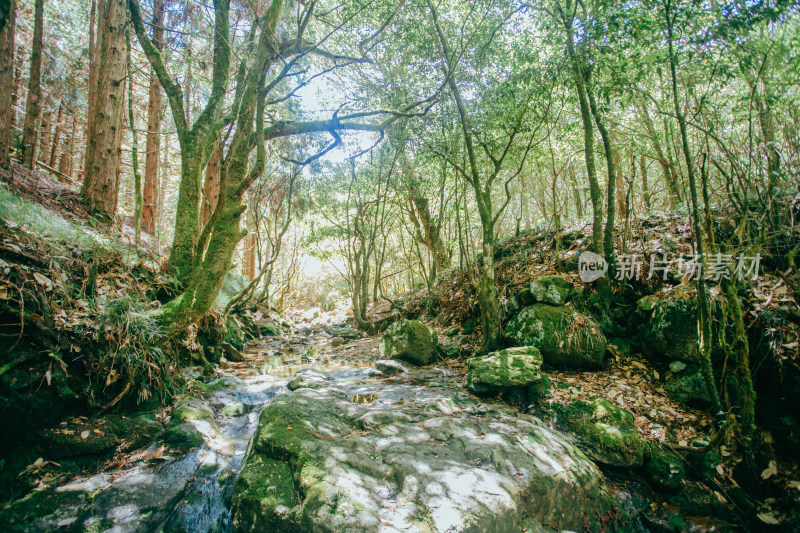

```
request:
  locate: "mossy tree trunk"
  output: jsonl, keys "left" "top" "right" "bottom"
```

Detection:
{"left": 130, "top": 0, "right": 232, "bottom": 284}
{"left": 664, "top": 0, "right": 722, "bottom": 413}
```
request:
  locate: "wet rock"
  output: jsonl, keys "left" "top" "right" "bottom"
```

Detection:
{"left": 380, "top": 319, "right": 438, "bottom": 366}
{"left": 287, "top": 368, "right": 331, "bottom": 390}
{"left": 163, "top": 422, "right": 205, "bottom": 450}
{"left": 172, "top": 399, "right": 216, "bottom": 423}
{"left": 466, "top": 346, "right": 542, "bottom": 395}
{"left": 529, "top": 274, "right": 573, "bottom": 306}
{"left": 232, "top": 383, "right": 618, "bottom": 533}
{"left": 330, "top": 336, "right": 346, "bottom": 347}
{"left": 324, "top": 324, "right": 361, "bottom": 339}
{"left": 664, "top": 361, "right": 711, "bottom": 405}
{"left": 553, "top": 397, "right": 645, "bottom": 467}
{"left": 221, "top": 342, "right": 246, "bottom": 362}
{"left": 375, "top": 359, "right": 408, "bottom": 376}
{"left": 504, "top": 304, "right": 606, "bottom": 369}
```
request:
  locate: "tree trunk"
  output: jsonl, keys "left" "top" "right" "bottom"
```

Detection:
{"left": 664, "top": 0, "right": 721, "bottom": 413}
{"left": 637, "top": 98, "right": 680, "bottom": 208}
{"left": 48, "top": 101, "right": 64, "bottom": 167}
{"left": 83, "top": 0, "right": 97, "bottom": 179}
{"left": 39, "top": 107, "right": 53, "bottom": 161}
{"left": 142, "top": 0, "right": 164, "bottom": 235}
{"left": 587, "top": 86, "right": 616, "bottom": 273}
{"left": 21, "top": 0, "right": 44, "bottom": 169}
{"left": 640, "top": 154, "right": 651, "bottom": 209}
{"left": 0, "top": 0, "right": 16, "bottom": 168}
{"left": 562, "top": 2, "right": 603, "bottom": 253}
{"left": 82, "top": 0, "right": 128, "bottom": 216}
{"left": 201, "top": 141, "right": 222, "bottom": 228}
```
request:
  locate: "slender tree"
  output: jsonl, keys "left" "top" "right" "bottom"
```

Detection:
{"left": 142, "top": 0, "right": 164, "bottom": 235}
{"left": 0, "top": 0, "right": 16, "bottom": 168}
{"left": 21, "top": 0, "right": 45, "bottom": 169}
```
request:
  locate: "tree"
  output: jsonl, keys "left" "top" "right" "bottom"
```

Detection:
{"left": 82, "top": 0, "right": 129, "bottom": 216}
{"left": 0, "top": 0, "right": 16, "bottom": 168}
{"left": 21, "top": 0, "right": 45, "bottom": 169}
{"left": 142, "top": 0, "right": 164, "bottom": 235}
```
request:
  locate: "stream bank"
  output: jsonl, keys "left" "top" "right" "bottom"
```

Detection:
{"left": 2, "top": 317, "right": 742, "bottom": 532}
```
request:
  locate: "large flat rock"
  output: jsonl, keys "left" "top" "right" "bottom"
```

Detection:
{"left": 232, "top": 374, "right": 619, "bottom": 532}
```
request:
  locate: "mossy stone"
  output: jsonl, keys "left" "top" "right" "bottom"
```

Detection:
{"left": 529, "top": 275, "right": 573, "bottom": 306}
{"left": 504, "top": 304, "right": 606, "bottom": 369}
{"left": 645, "top": 297, "right": 700, "bottom": 362}
{"left": 163, "top": 422, "right": 204, "bottom": 449}
{"left": 379, "top": 319, "right": 438, "bottom": 366}
{"left": 647, "top": 446, "right": 685, "bottom": 490}
{"left": 258, "top": 322, "right": 282, "bottom": 337}
{"left": 467, "top": 346, "right": 542, "bottom": 394}
{"left": 553, "top": 398, "right": 645, "bottom": 467}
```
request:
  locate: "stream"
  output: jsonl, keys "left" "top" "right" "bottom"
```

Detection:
{"left": 9, "top": 323, "right": 737, "bottom": 532}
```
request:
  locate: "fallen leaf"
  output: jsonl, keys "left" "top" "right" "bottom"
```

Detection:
{"left": 80, "top": 430, "right": 90, "bottom": 440}
{"left": 761, "top": 460, "right": 778, "bottom": 480}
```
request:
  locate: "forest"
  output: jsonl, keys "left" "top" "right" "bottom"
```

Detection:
{"left": 0, "top": 0, "right": 798, "bottom": 531}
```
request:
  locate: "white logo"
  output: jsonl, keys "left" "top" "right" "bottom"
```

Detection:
{"left": 578, "top": 251, "right": 608, "bottom": 282}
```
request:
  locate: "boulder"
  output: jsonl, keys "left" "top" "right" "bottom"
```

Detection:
{"left": 232, "top": 382, "right": 618, "bottom": 532}
{"left": 647, "top": 446, "right": 685, "bottom": 490}
{"left": 375, "top": 359, "right": 408, "bottom": 376}
{"left": 529, "top": 275, "right": 573, "bottom": 306}
{"left": 504, "top": 304, "right": 606, "bottom": 369}
{"left": 330, "top": 336, "right": 346, "bottom": 347}
{"left": 380, "top": 319, "right": 438, "bottom": 366}
{"left": 553, "top": 398, "right": 645, "bottom": 467}
{"left": 644, "top": 296, "right": 700, "bottom": 362}
{"left": 324, "top": 324, "right": 361, "bottom": 339}
{"left": 466, "top": 346, "right": 542, "bottom": 395}
{"left": 664, "top": 361, "right": 711, "bottom": 405}
{"left": 221, "top": 342, "right": 245, "bottom": 362}
{"left": 287, "top": 369, "right": 331, "bottom": 391}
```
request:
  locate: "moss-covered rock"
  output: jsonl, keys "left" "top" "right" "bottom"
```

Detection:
{"left": 504, "top": 304, "right": 606, "bottom": 369}
{"left": 171, "top": 399, "right": 215, "bottom": 423}
{"left": 258, "top": 322, "right": 283, "bottom": 337}
{"left": 163, "top": 422, "right": 205, "bottom": 450}
{"left": 232, "top": 381, "right": 618, "bottom": 532}
{"left": 379, "top": 319, "right": 438, "bottom": 366}
{"left": 467, "top": 347, "right": 542, "bottom": 395}
{"left": 644, "top": 296, "right": 700, "bottom": 362}
{"left": 553, "top": 398, "right": 645, "bottom": 467}
{"left": 647, "top": 446, "right": 686, "bottom": 490}
{"left": 529, "top": 275, "right": 573, "bottom": 306}
{"left": 664, "top": 361, "right": 711, "bottom": 405}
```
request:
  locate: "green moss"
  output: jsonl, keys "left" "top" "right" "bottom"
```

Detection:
{"left": 646, "top": 445, "right": 685, "bottom": 490}
{"left": 163, "top": 422, "right": 205, "bottom": 449}
{"left": 504, "top": 304, "right": 606, "bottom": 369}
{"left": 171, "top": 400, "right": 215, "bottom": 423}
{"left": 0, "top": 488, "right": 86, "bottom": 532}
{"left": 380, "top": 319, "right": 438, "bottom": 366}
{"left": 553, "top": 398, "right": 645, "bottom": 467}
{"left": 529, "top": 275, "right": 573, "bottom": 306}
{"left": 466, "top": 347, "right": 542, "bottom": 393}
